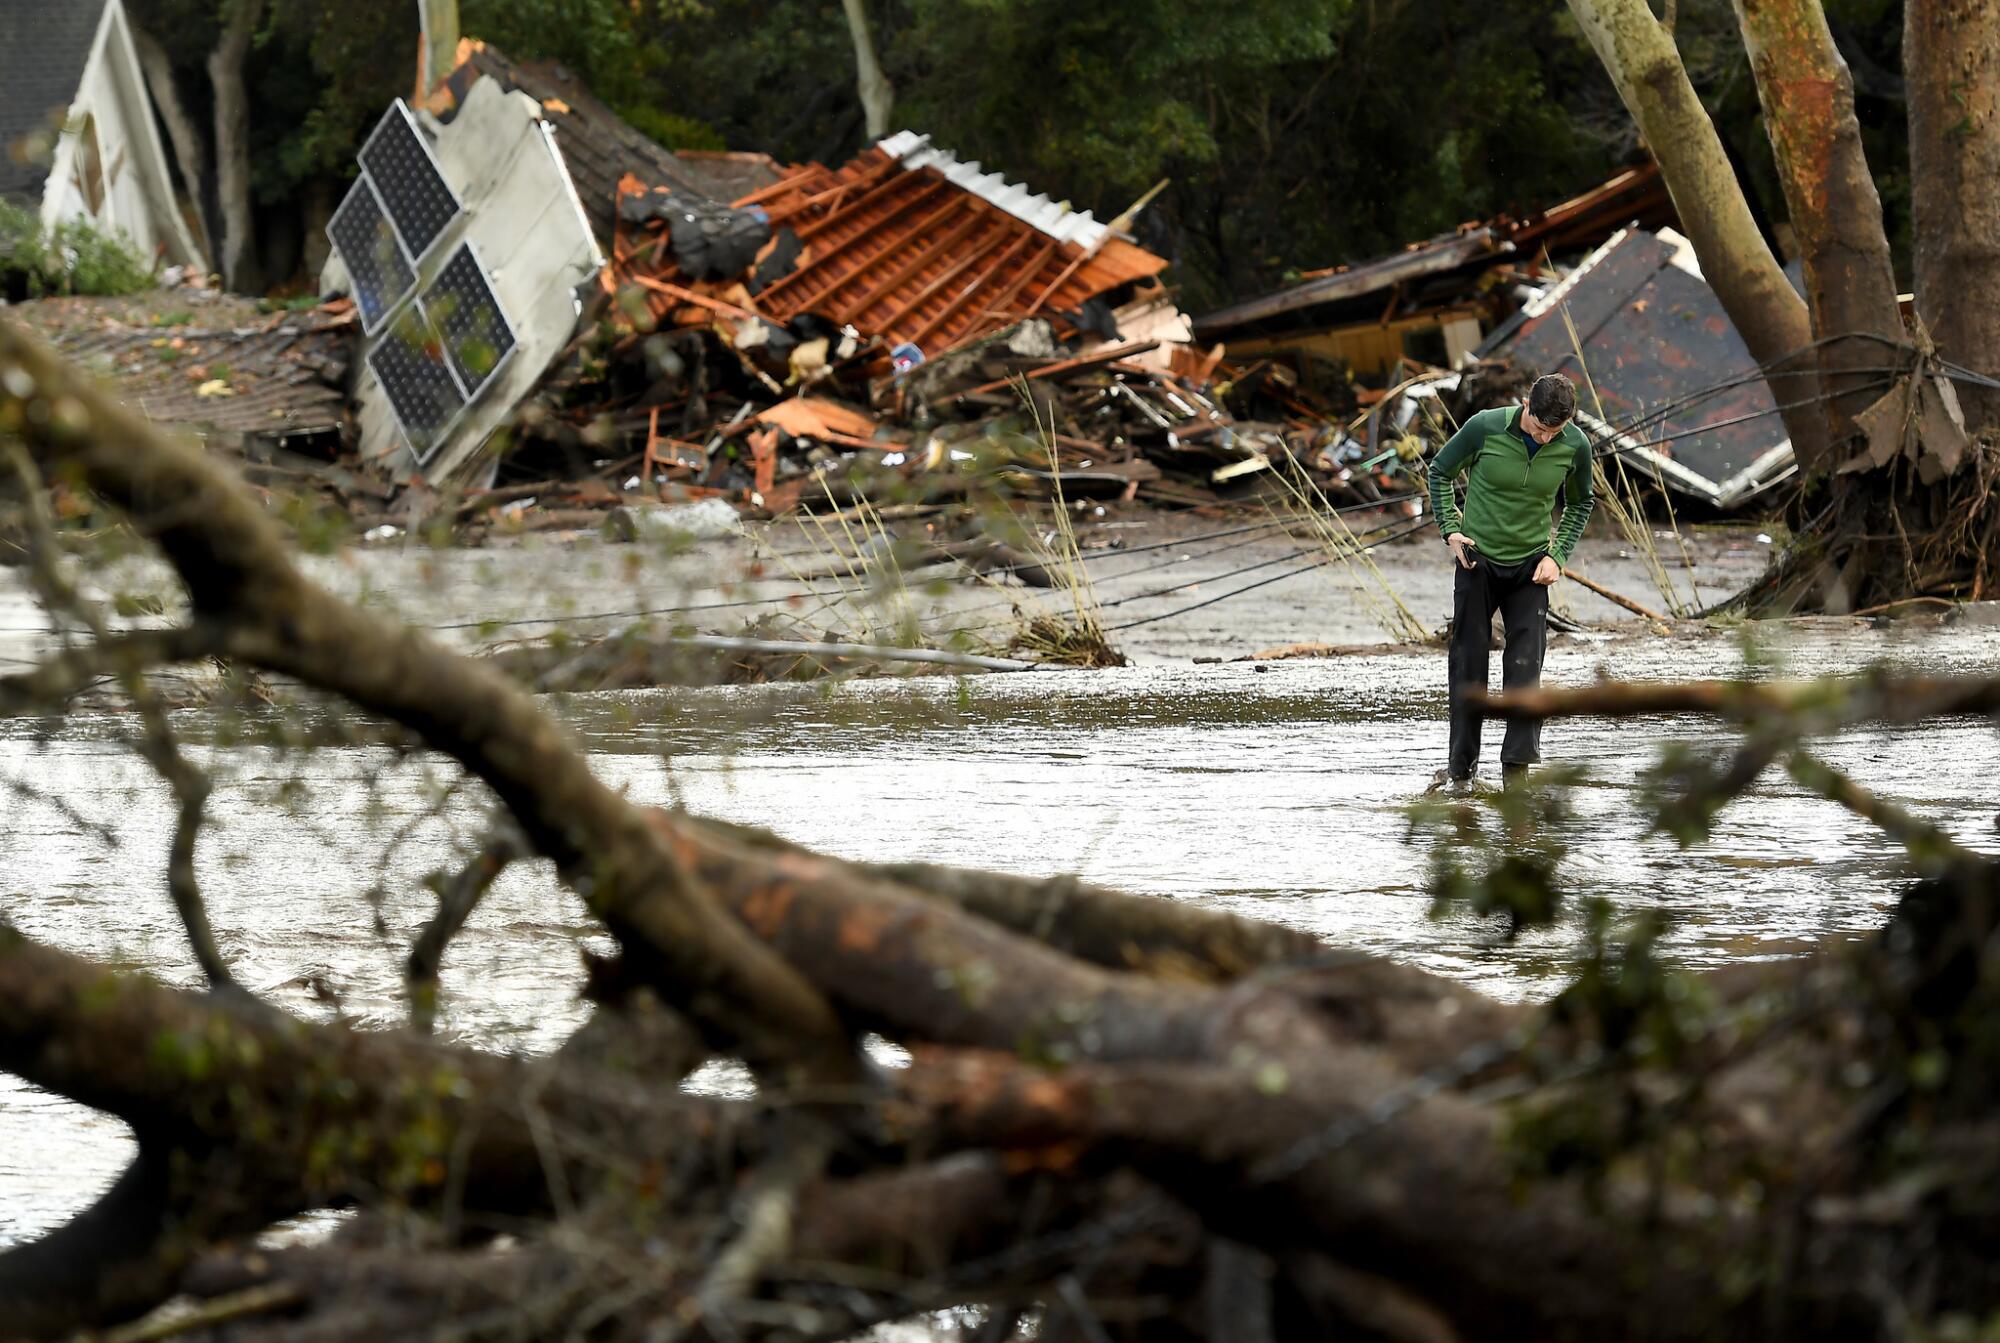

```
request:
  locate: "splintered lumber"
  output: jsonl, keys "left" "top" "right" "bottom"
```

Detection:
{"left": 952, "top": 340, "right": 1163, "bottom": 399}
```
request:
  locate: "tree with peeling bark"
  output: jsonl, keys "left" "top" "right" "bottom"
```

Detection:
{"left": 1567, "top": 0, "right": 1999, "bottom": 611}
{"left": 1731, "top": 0, "right": 1903, "bottom": 444}
{"left": 1906, "top": 0, "right": 2000, "bottom": 430}
{"left": 8, "top": 312, "right": 2000, "bottom": 1337}
{"left": 1564, "top": 0, "right": 1824, "bottom": 464}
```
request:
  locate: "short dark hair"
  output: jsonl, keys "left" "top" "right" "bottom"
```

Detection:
{"left": 1529, "top": 373, "right": 1576, "bottom": 426}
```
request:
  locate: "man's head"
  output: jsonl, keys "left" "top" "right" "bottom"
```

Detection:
{"left": 1522, "top": 373, "right": 1576, "bottom": 443}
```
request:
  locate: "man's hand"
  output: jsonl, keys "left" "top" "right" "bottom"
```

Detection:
{"left": 1447, "top": 533, "right": 1476, "bottom": 569}
{"left": 1533, "top": 555, "right": 1561, "bottom": 586}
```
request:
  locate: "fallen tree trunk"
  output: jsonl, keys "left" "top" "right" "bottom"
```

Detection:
{"left": 6, "top": 318, "right": 2000, "bottom": 1340}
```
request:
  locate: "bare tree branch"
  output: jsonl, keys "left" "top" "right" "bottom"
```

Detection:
{"left": 2, "top": 444, "right": 235, "bottom": 990}
{"left": 1786, "top": 747, "right": 1984, "bottom": 872}
{"left": 1478, "top": 673, "right": 2000, "bottom": 727}
{"left": 407, "top": 818, "right": 530, "bottom": 1033}
{"left": 0, "top": 319, "right": 857, "bottom": 1082}
{"left": 0, "top": 626, "right": 229, "bottom": 715}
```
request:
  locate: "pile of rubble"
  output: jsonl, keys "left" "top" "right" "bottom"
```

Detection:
{"left": 482, "top": 126, "right": 1436, "bottom": 523}
{"left": 12, "top": 37, "right": 1760, "bottom": 548}
{"left": 1, "top": 289, "right": 398, "bottom": 522}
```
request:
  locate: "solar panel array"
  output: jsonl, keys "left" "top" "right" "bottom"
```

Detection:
{"left": 362, "top": 243, "right": 519, "bottom": 466}
{"left": 366, "top": 312, "right": 464, "bottom": 464}
{"left": 428, "top": 244, "right": 516, "bottom": 397}
{"left": 327, "top": 101, "right": 524, "bottom": 465}
{"left": 359, "top": 103, "right": 461, "bottom": 262}
{"left": 328, "top": 180, "right": 414, "bottom": 333}
{"left": 326, "top": 100, "right": 461, "bottom": 335}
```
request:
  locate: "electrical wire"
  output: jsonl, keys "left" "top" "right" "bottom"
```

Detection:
{"left": 1107, "top": 518, "right": 1434, "bottom": 631}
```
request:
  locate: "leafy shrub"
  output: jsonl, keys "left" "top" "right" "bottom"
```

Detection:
{"left": 0, "top": 199, "right": 155, "bottom": 300}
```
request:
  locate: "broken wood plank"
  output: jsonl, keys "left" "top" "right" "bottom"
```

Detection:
{"left": 952, "top": 341, "right": 1162, "bottom": 399}
{"left": 628, "top": 276, "right": 763, "bottom": 322}
{"left": 1561, "top": 567, "right": 1671, "bottom": 622}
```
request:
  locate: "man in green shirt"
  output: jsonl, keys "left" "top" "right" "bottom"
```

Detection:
{"left": 1425, "top": 373, "right": 1594, "bottom": 790}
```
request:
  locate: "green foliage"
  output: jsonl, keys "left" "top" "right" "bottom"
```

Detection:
{"left": 897, "top": 0, "right": 1343, "bottom": 195}
{"left": 623, "top": 106, "right": 728, "bottom": 153}
{"left": 1912, "top": 1316, "right": 2000, "bottom": 1343}
{"left": 1639, "top": 738, "right": 1771, "bottom": 847}
{"left": 462, "top": 0, "right": 676, "bottom": 103}
{"left": 123, "top": 0, "right": 1918, "bottom": 303}
{"left": 0, "top": 201, "right": 155, "bottom": 298}
{"left": 1552, "top": 898, "right": 1698, "bottom": 1063}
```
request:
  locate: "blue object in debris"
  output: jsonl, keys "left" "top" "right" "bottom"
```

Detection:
{"left": 890, "top": 342, "right": 926, "bottom": 375}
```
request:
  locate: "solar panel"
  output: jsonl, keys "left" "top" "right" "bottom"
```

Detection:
{"left": 359, "top": 101, "right": 460, "bottom": 263}
{"left": 424, "top": 243, "right": 516, "bottom": 398}
{"left": 366, "top": 310, "right": 466, "bottom": 465}
{"left": 327, "top": 178, "right": 414, "bottom": 334}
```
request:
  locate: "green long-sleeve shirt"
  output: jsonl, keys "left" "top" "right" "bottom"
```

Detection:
{"left": 1427, "top": 406, "right": 1595, "bottom": 567}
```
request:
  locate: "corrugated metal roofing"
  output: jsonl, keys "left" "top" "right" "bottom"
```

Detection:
{"left": 1479, "top": 228, "right": 1793, "bottom": 507}
{"left": 614, "top": 135, "right": 1165, "bottom": 359}
{"left": 875, "top": 130, "right": 1109, "bottom": 250}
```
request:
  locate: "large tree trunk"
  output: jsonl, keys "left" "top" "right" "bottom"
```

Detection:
{"left": 130, "top": 26, "right": 215, "bottom": 270}
{"left": 1564, "top": 0, "right": 1829, "bottom": 469}
{"left": 1731, "top": 0, "right": 1905, "bottom": 463}
{"left": 8, "top": 319, "right": 2000, "bottom": 1339}
{"left": 840, "top": 0, "right": 896, "bottom": 140}
{"left": 1906, "top": 0, "right": 2000, "bottom": 431}
{"left": 207, "top": 0, "right": 263, "bottom": 294}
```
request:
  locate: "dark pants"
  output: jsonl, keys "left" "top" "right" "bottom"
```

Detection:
{"left": 1447, "top": 551, "right": 1548, "bottom": 779}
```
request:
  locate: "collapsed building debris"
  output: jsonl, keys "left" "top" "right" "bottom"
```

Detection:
{"left": 4, "top": 290, "right": 364, "bottom": 501}
{"left": 478, "top": 125, "right": 1439, "bottom": 523}
{"left": 16, "top": 38, "right": 1782, "bottom": 543}
{"left": 1189, "top": 165, "right": 1808, "bottom": 508}
{"left": 422, "top": 41, "right": 786, "bottom": 243}
{"left": 608, "top": 129, "right": 1168, "bottom": 361}
{"left": 1475, "top": 227, "right": 1798, "bottom": 507}
{"left": 1193, "top": 163, "right": 1676, "bottom": 379}
{"left": 322, "top": 80, "right": 604, "bottom": 486}
{"left": 1184, "top": 163, "right": 1814, "bottom": 508}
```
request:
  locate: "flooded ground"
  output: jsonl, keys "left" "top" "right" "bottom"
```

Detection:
{"left": 3, "top": 523, "right": 1996, "bottom": 1250}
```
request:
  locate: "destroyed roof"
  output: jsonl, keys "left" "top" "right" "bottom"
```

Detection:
{"left": 1478, "top": 228, "right": 1792, "bottom": 508}
{"left": 1507, "top": 160, "right": 1675, "bottom": 255}
{"left": 1193, "top": 227, "right": 1508, "bottom": 339}
{"left": 614, "top": 132, "right": 1167, "bottom": 358}
{"left": 1191, "top": 161, "right": 1677, "bottom": 341}
{"left": 7, "top": 294, "right": 354, "bottom": 449}
{"left": 429, "top": 40, "right": 785, "bottom": 239}
{"left": 0, "top": 0, "right": 106, "bottom": 200}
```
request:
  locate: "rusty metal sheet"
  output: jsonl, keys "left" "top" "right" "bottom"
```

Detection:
{"left": 1478, "top": 230, "right": 1793, "bottom": 507}
{"left": 611, "top": 140, "right": 1167, "bottom": 359}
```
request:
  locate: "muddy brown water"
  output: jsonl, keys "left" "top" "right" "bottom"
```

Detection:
{"left": 3, "top": 530, "right": 1996, "bottom": 1251}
